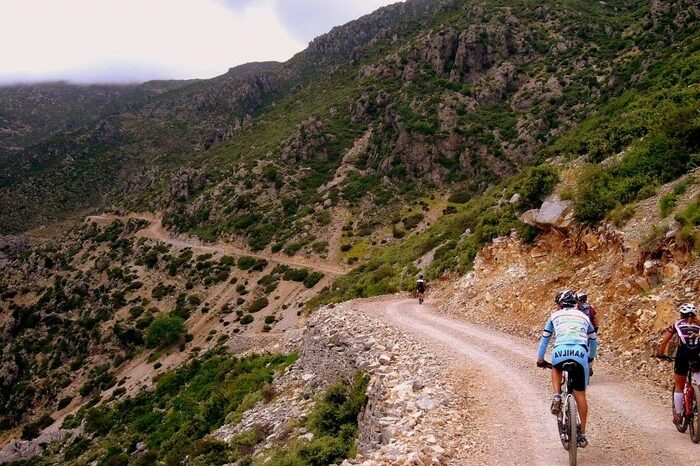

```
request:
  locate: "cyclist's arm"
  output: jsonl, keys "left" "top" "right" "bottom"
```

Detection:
{"left": 590, "top": 306, "right": 599, "bottom": 332}
{"left": 657, "top": 327, "right": 674, "bottom": 356}
{"left": 587, "top": 321, "right": 598, "bottom": 360}
{"left": 536, "top": 318, "right": 554, "bottom": 361}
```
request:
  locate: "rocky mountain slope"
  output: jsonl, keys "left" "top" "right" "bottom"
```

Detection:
{"left": 0, "top": 0, "right": 699, "bottom": 464}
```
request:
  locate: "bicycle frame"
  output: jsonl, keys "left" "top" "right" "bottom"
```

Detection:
{"left": 559, "top": 365, "right": 580, "bottom": 441}
{"left": 658, "top": 355, "right": 700, "bottom": 442}
{"left": 542, "top": 360, "right": 581, "bottom": 463}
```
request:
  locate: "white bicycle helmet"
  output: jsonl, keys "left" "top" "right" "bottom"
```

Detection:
{"left": 679, "top": 303, "right": 697, "bottom": 316}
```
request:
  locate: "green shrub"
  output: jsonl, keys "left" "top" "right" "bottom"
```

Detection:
{"left": 146, "top": 316, "right": 186, "bottom": 348}
{"left": 676, "top": 197, "right": 700, "bottom": 227}
{"left": 57, "top": 396, "right": 74, "bottom": 410}
{"left": 264, "top": 315, "right": 276, "bottom": 325}
{"left": 64, "top": 436, "right": 90, "bottom": 460}
{"left": 304, "top": 272, "right": 325, "bottom": 289}
{"left": 402, "top": 213, "right": 424, "bottom": 230}
{"left": 251, "top": 258, "right": 268, "bottom": 272}
{"left": 84, "top": 407, "right": 113, "bottom": 435}
{"left": 152, "top": 283, "right": 176, "bottom": 300}
{"left": 283, "top": 268, "right": 309, "bottom": 282}
{"left": 237, "top": 256, "right": 257, "bottom": 270}
{"left": 247, "top": 298, "right": 269, "bottom": 313}
{"left": 518, "top": 165, "right": 559, "bottom": 209}
{"left": 659, "top": 192, "right": 678, "bottom": 217}
{"left": 220, "top": 255, "right": 235, "bottom": 266}
{"left": 240, "top": 315, "right": 254, "bottom": 325}
{"left": 264, "top": 373, "right": 368, "bottom": 466}
{"left": 448, "top": 191, "right": 470, "bottom": 204}
{"left": 144, "top": 250, "right": 159, "bottom": 268}
{"left": 312, "top": 240, "right": 329, "bottom": 254}
{"left": 608, "top": 202, "right": 635, "bottom": 227}
{"left": 284, "top": 242, "right": 305, "bottom": 256}
{"left": 573, "top": 166, "right": 615, "bottom": 224}
{"left": 21, "top": 414, "right": 54, "bottom": 440}
{"left": 392, "top": 227, "right": 406, "bottom": 239}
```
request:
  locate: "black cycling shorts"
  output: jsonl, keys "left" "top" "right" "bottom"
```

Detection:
{"left": 417, "top": 286, "right": 425, "bottom": 293}
{"left": 555, "top": 360, "right": 586, "bottom": 392}
{"left": 675, "top": 345, "right": 700, "bottom": 376}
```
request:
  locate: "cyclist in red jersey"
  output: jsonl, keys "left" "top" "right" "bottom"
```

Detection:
{"left": 576, "top": 292, "right": 598, "bottom": 332}
{"left": 657, "top": 303, "right": 700, "bottom": 424}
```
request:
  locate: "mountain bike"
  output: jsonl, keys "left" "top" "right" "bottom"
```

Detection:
{"left": 417, "top": 290, "right": 424, "bottom": 304}
{"left": 657, "top": 355, "right": 700, "bottom": 442}
{"left": 541, "top": 360, "right": 581, "bottom": 466}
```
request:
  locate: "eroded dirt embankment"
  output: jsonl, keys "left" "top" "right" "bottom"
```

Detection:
{"left": 437, "top": 223, "right": 699, "bottom": 388}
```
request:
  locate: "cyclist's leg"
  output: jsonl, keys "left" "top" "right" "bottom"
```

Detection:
{"left": 551, "top": 366, "right": 563, "bottom": 393}
{"left": 674, "top": 348, "right": 690, "bottom": 417}
{"left": 569, "top": 362, "right": 588, "bottom": 433}
{"left": 573, "top": 390, "right": 587, "bottom": 433}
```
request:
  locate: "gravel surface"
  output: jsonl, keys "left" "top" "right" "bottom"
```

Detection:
{"left": 371, "top": 298, "right": 698, "bottom": 465}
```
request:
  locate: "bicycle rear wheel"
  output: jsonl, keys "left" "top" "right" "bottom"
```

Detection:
{"left": 672, "top": 386, "right": 689, "bottom": 433}
{"left": 567, "top": 396, "right": 578, "bottom": 466}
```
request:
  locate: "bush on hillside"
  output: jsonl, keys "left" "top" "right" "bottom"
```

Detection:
{"left": 21, "top": 414, "right": 54, "bottom": 440}
{"left": 247, "top": 297, "right": 269, "bottom": 313}
{"left": 402, "top": 213, "right": 424, "bottom": 230}
{"left": 304, "top": 271, "right": 325, "bottom": 289}
{"left": 283, "top": 268, "right": 309, "bottom": 282}
{"left": 448, "top": 191, "right": 470, "bottom": 204}
{"left": 518, "top": 165, "right": 559, "bottom": 209}
{"left": 237, "top": 256, "right": 257, "bottom": 270}
{"left": 145, "top": 316, "right": 186, "bottom": 348}
{"left": 263, "top": 373, "right": 368, "bottom": 465}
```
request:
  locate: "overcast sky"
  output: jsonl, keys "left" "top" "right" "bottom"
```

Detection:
{"left": 0, "top": 0, "right": 401, "bottom": 84}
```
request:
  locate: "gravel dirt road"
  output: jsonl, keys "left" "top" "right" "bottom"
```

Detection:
{"left": 371, "top": 298, "right": 696, "bottom": 465}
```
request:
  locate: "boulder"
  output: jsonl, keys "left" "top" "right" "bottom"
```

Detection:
{"left": 520, "top": 200, "right": 573, "bottom": 230}
{"left": 536, "top": 200, "right": 573, "bottom": 227}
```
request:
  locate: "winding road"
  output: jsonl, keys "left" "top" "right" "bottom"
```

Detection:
{"left": 371, "top": 299, "right": 694, "bottom": 465}
{"left": 87, "top": 213, "right": 350, "bottom": 276}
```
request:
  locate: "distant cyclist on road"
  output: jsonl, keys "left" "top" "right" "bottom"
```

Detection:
{"left": 537, "top": 289, "right": 598, "bottom": 448}
{"left": 416, "top": 274, "right": 426, "bottom": 304}
{"left": 576, "top": 291, "right": 599, "bottom": 332}
{"left": 657, "top": 303, "right": 700, "bottom": 425}
{"left": 577, "top": 291, "right": 599, "bottom": 377}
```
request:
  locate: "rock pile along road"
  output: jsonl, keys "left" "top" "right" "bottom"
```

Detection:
{"left": 367, "top": 298, "right": 693, "bottom": 465}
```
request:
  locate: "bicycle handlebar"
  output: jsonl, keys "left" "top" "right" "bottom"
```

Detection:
{"left": 654, "top": 354, "right": 675, "bottom": 362}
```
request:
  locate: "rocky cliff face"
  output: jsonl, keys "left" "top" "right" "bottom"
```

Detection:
{"left": 440, "top": 177, "right": 700, "bottom": 387}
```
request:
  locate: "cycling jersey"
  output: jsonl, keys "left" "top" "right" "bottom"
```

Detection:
{"left": 667, "top": 319, "right": 700, "bottom": 349}
{"left": 416, "top": 279, "right": 426, "bottom": 293}
{"left": 537, "top": 307, "right": 598, "bottom": 388}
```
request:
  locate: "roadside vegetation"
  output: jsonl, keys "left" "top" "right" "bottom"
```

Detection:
{"left": 16, "top": 351, "right": 297, "bottom": 466}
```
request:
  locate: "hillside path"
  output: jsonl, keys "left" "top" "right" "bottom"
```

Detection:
{"left": 368, "top": 299, "right": 693, "bottom": 465}
{"left": 87, "top": 213, "right": 350, "bottom": 276}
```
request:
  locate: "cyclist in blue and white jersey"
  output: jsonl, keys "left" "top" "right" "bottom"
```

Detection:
{"left": 537, "top": 289, "right": 598, "bottom": 448}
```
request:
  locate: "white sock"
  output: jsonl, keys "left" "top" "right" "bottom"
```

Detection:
{"left": 674, "top": 391, "right": 684, "bottom": 414}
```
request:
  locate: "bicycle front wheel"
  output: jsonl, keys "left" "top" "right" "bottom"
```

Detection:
{"left": 690, "top": 391, "right": 700, "bottom": 443}
{"left": 673, "top": 386, "right": 689, "bottom": 433}
{"left": 567, "top": 396, "right": 578, "bottom": 466}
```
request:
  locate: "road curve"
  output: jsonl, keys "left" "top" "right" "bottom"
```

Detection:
{"left": 86, "top": 213, "right": 350, "bottom": 276}
{"left": 369, "top": 299, "right": 695, "bottom": 466}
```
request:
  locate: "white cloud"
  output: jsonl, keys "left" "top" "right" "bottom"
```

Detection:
{"left": 0, "top": 0, "right": 305, "bottom": 83}
{"left": 0, "top": 0, "right": 401, "bottom": 84}
{"left": 274, "top": 0, "right": 403, "bottom": 42}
